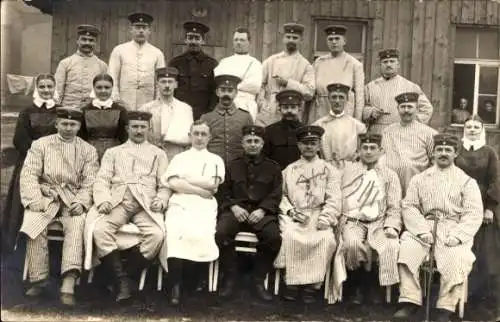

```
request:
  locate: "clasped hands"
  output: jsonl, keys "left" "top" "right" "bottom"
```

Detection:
{"left": 288, "top": 209, "right": 332, "bottom": 231}
{"left": 231, "top": 205, "right": 265, "bottom": 224}
{"left": 418, "top": 232, "right": 460, "bottom": 247}
{"left": 30, "top": 186, "right": 83, "bottom": 216}
{"left": 97, "top": 198, "right": 166, "bottom": 215}
{"left": 272, "top": 75, "right": 288, "bottom": 87}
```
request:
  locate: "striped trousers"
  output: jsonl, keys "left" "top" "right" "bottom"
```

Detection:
{"left": 26, "top": 212, "right": 85, "bottom": 283}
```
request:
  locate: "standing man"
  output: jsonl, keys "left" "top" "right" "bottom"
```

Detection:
{"left": 262, "top": 89, "right": 304, "bottom": 170}
{"left": 216, "top": 125, "right": 282, "bottom": 301}
{"left": 394, "top": 134, "right": 483, "bottom": 322}
{"left": 363, "top": 49, "right": 433, "bottom": 134}
{"left": 309, "top": 25, "right": 364, "bottom": 123}
{"left": 54, "top": 25, "right": 107, "bottom": 108}
{"left": 313, "top": 83, "right": 366, "bottom": 169}
{"left": 108, "top": 13, "right": 165, "bottom": 110}
{"left": 140, "top": 67, "right": 193, "bottom": 161}
{"left": 19, "top": 107, "right": 99, "bottom": 306}
{"left": 256, "top": 23, "right": 315, "bottom": 127}
{"left": 381, "top": 92, "right": 437, "bottom": 194}
{"left": 215, "top": 27, "right": 262, "bottom": 122}
{"left": 168, "top": 21, "right": 218, "bottom": 120}
{"left": 200, "top": 74, "right": 253, "bottom": 165}
{"left": 86, "top": 111, "right": 169, "bottom": 303}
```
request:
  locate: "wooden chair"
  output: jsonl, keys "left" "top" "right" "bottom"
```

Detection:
{"left": 139, "top": 261, "right": 164, "bottom": 291}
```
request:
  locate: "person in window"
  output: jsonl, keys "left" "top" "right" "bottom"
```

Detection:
{"left": 1, "top": 74, "right": 60, "bottom": 255}
{"left": 80, "top": 73, "right": 128, "bottom": 160}
{"left": 451, "top": 97, "right": 471, "bottom": 124}
{"left": 479, "top": 99, "right": 497, "bottom": 124}
{"left": 455, "top": 115, "right": 500, "bottom": 320}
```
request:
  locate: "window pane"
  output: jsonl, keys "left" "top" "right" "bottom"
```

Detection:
{"left": 315, "top": 20, "right": 364, "bottom": 53}
{"left": 455, "top": 28, "right": 476, "bottom": 59}
{"left": 452, "top": 63, "right": 475, "bottom": 124}
{"left": 478, "top": 29, "right": 499, "bottom": 60}
{"left": 478, "top": 95, "right": 497, "bottom": 124}
{"left": 479, "top": 66, "right": 499, "bottom": 95}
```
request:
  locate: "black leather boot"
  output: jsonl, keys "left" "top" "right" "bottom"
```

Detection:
{"left": 393, "top": 303, "right": 420, "bottom": 320}
{"left": 127, "top": 246, "right": 151, "bottom": 277}
{"left": 283, "top": 285, "right": 299, "bottom": 301}
{"left": 102, "top": 251, "right": 131, "bottom": 302}
{"left": 495, "top": 275, "right": 500, "bottom": 322}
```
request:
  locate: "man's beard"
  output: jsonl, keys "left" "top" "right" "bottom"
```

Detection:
{"left": 286, "top": 43, "right": 297, "bottom": 53}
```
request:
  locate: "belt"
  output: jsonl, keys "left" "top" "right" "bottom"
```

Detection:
{"left": 345, "top": 216, "right": 378, "bottom": 224}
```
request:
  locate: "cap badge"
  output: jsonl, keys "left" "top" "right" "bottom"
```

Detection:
{"left": 139, "top": 17, "right": 143, "bottom": 22}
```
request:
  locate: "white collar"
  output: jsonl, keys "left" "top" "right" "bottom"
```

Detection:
{"left": 462, "top": 137, "right": 485, "bottom": 151}
{"left": 33, "top": 97, "right": 56, "bottom": 109}
{"left": 92, "top": 98, "right": 113, "bottom": 109}
{"left": 329, "top": 111, "right": 345, "bottom": 118}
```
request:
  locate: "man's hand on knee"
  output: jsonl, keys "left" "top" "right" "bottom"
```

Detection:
{"left": 97, "top": 202, "right": 113, "bottom": 214}
{"left": 444, "top": 236, "right": 460, "bottom": 247}
{"left": 69, "top": 202, "right": 85, "bottom": 216}
{"left": 150, "top": 198, "right": 165, "bottom": 212}
{"left": 418, "top": 233, "right": 433, "bottom": 245}
{"left": 231, "top": 205, "right": 249, "bottom": 223}
{"left": 384, "top": 227, "right": 399, "bottom": 239}
{"left": 28, "top": 199, "right": 47, "bottom": 212}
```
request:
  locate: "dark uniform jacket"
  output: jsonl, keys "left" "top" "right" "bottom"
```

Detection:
{"left": 263, "top": 119, "right": 302, "bottom": 170}
{"left": 220, "top": 154, "right": 283, "bottom": 229}
{"left": 168, "top": 50, "right": 218, "bottom": 120}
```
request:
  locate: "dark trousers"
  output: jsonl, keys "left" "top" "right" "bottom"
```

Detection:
{"left": 215, "top": 210, "right": 281, "bottom": 282}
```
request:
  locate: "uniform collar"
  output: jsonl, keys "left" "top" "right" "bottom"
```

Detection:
{"left": 76, "top": 50, "right": 94, "bottom": 58}
{"left": 215, "top": 103, "right": 237, "bottom": 115}
{"left": 328, "top": 111, "right": 345, "bottom": 119}
{"left": 244, "top": 154, "right": 264, "bottom": 165}
{"left": 92, "top": 98, "right": 113, "bottom": 109}
{"left": 33, "top": 97, "right": 56, "bottom": 109}
{"left": 186, "top": 50, "right": 205, "bottom": 61}
{"left": 280, "top": 118, "right": 301, "bottom": 128}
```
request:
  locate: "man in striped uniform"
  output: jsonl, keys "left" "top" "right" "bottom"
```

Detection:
{"left": 19, "top": 107, "right": 99, "bottom": 306}
{"left": 313, "top": 83, "right": 366, "bottom": 169}
{"left": 275, "top": 125, "right": 341, "bottom": 303}
{"left": 339, "top": 133, "right": 402, "bottom": 304}
{"left": 363, "top": 49, "right": 433, "bottom": 134}
{"left": 381, "top": 92, "right": 437, "bottom": 195}
{"left": 394, "top": 134, "right": 483, "bottom": 322}
{"left": 85, "top": 111, "right": 169, "bottom": 303}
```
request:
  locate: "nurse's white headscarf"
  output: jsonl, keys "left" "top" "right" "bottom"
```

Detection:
{"left": 462, "top": 114, "right": 486, "bottom": 151}
{"left": 32, "top": 74, "right": 58, "bottom": 108}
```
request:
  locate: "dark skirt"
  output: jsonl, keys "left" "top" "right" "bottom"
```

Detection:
{"left": 1, "top": 158, "right": 25, "bottom": 255}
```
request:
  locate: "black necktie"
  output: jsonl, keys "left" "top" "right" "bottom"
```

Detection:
{"left": 470, "top": 145, "right": 474, "bottom": 151}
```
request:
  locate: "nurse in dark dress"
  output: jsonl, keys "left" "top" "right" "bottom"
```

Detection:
{"left": 455, "top": 115, "right": 500, "bottom": 320}
{"left": 80, "top": 73, "right": 128, "bottom": 160}
{"left": 1, "top": 74, "right": 60, "bottom": 255}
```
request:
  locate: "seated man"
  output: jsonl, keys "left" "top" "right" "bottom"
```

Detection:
{"left": 275, "top": 125, "right": 341, "bottom": 303}
{"left": 216, "top": 125, "right": 282, "bottom": 301}
{"left": 19, "top": 107, "right": 99, "bottom": 306}
{"left": 394, "top": 134, "right": 483, "bottom": 322}
{"left": 160, "top": 120, "right": 225, "bottom": 305}
{"left": 340, "top": 133, "right": 402, "bottom": 304}
{"left": 86, "top": 111, "right": 169, "bottom": 303}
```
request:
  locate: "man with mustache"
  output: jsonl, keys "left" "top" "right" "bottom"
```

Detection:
{"left": 394, "top": 134, "right": 483, "bottom": 322}
{"left": 168, "top": 21, "right": 218, "bottom": 120}
{"left": 54, "top": 25, "right": 107, "bottom": 108}
{"left": 262, "top": 89, "right": 304, "bottom": 170}
{"left": 216, "top": 125, "right": 282, "bottom": 301}
{"left": 215, "top": 28, "right": 262, "bottom": 122}
{"left": 308, "top": 25, "right": 364, "bottom": 123}
{"left": 363, "top": 49, "right": 433, "bottom": 134}
{"left": 108, "top": 13, "right": 165, "bottom": 110}
{"left": 381, "top": 92, "right": 437, "bottom": 195}
{"left": 256, "top": 23, "right": 315, "bottom": 127}
{"left": 200, "top": 74, "right": 253, "bottom": 165}
{"left": 313, "top": 83, "right": 366, "bottom": 170}
{"left": 140, "top": 67, "right": 194, "bottom": 161}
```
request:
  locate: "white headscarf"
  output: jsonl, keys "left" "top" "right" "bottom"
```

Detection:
{"left": 32, "top": 75, "right": 59, "bottom": 109}
{"left": 462, "top": 116, "right": 486, "bottom": 151}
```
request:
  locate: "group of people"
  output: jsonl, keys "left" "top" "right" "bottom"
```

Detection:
{"left": 1, "top": 11, "right": 499, "bottom": 322}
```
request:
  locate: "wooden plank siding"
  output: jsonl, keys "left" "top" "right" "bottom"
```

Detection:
{"left": 49, "top": 0, "right": 500, "bottom": 151}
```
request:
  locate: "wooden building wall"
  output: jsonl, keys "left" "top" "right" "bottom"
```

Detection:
{"left": 50, "top": 0, "right": 500, "bottom": 150}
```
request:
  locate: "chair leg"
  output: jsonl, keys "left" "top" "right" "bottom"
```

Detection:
{"left": 139, "top": 268, "right": 147, "bottom": 291}
{"left": 23, "top": 251, "right": 28, "bottom": 281}
{"left": 157, "top": 265, "right": 163, "bottom": 291}
{"left": 274, "top": 269, "right": 280, "bottom": 296}
{"left": 213, "top": 260, "right": 219, "bottom": 292}
{"left": 386, "top": 286, "right": 391, "bottom": 303}
{"left": 87, "top": 269, "right": 94, "bottom": 284}
{"left": 264, "top": 273, "right": 269, "bottom": 290}
{"left": 458, "top": 278, "right": 467, "bottom": 319}
{"left": 208, "top": 261, "right": 213, "bottom": 292}
{"left": 324, "top": 263, "right": 332, "bottom": 300}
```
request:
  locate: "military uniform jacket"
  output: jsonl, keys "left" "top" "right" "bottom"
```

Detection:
{"left": 168, "top": 51, "right": 218, "bottom": 120}
{"left": 19, "top": 135, "right": 99, "bottom": 239}
{"left": 219, "top": 154, "right": 283, "bottom": 229}
{"left": 263, "top": 119, "right": 303, "bottom": 170}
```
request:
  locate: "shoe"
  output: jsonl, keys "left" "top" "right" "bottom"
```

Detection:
{"left": 351, "top": 287, "right": 364, "bottom": 305}
{"left": 25, "top": 280, "right": 49, "bottom": 297}
{"left": 101, "top": 251, "right": 132, "bottom": 302}
{"left": 435, "top": 308, "right": 453, "bottom": 322}
{"left": 302, "top": 286, "right": 317, "bottom": 304}
{"left": 255, "top": 283, "right": 273, "bottom": 302}
{"left": 219, "top": 278, "right": 235, "bottom": 298}
{"left": 59, "top": 292, "right": 76, "bottom": 307}
{"left": 393, "top": 303, "right": 420, "bottom": 320}
{"left": 283, "top": 285, "right": 299, "bottom": 301}
{"left": 170, "top": 284, "right": 180, "bottom": 306}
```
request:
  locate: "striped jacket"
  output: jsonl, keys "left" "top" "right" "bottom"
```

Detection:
{"left": 19, "top": 134, "right": 99, "bottom": 239}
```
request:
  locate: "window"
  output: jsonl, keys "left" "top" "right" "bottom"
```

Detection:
{"left": 313, "top": 19, "right": 367, "bottom": 63}
{"left": 452, "top": 27, "right": 500, "bottom": 126}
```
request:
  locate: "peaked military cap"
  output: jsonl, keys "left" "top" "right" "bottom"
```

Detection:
{"left": 379, "top": 48, "right": 400, "bottom": 60}
{"left": 242, "top": 125, "right": 265, "bottom": 138}
{"left": 77, "top": 24, "right": 100, "bottom": 37}
{"left": 127, "top": 111, "right": 152, "bottom": 122}
{"left": 296, "top": 125, "right": 325, "bottom": 142}
{"left": 395, "top": 92, "right": 419, "bottom": 104}
{"left": 283, "top": 23, "right": 305, "bottom": 35}
{"left": 433, "top": 133, "right": 460, "bottom": 150}
{"left": 326, "top": 83, "right": 351, "bottom": 95}
{"left": 276, "top": 89, "right": 304, "bottom": 105}
{"left": 128, "top": 12, "right": 153, "bottom": 25}
{"left": 324, "top": 25, "right": 347, "bottom": 36}
{"left": 156, "top": 67, "right": 179, "bottom": 80}
{"left": 359, "top": 133, "right": 382, "bottom": 145}
{"left": 215, "top": 74, "right": 241, "bottom": 88}
{"left": 183, "top": 21, "right": 210, "bottom": 35}
{"left": 56, "top": 107, "right": 83, "bottom": 121}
